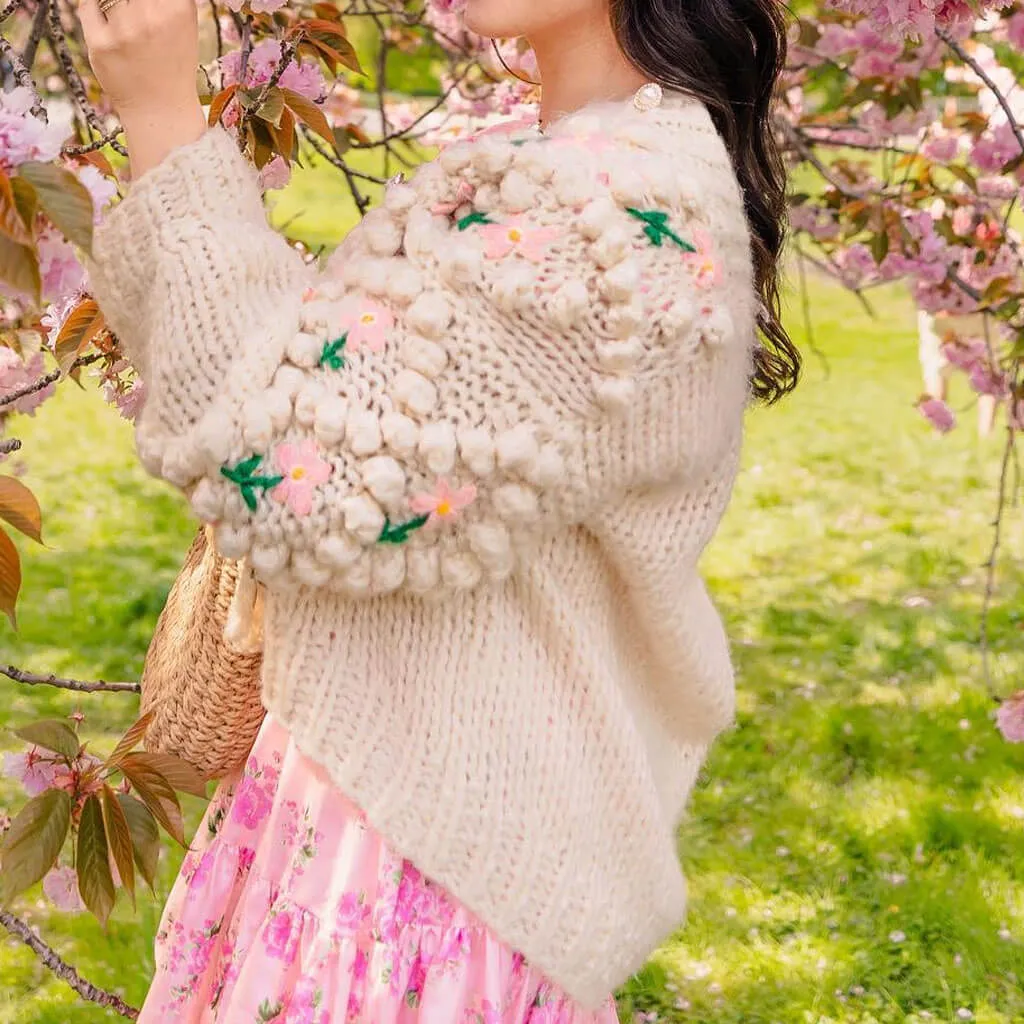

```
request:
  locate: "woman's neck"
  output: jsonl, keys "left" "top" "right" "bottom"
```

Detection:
{"left": 530, "top": 21, "right": 647, "bottom": 129}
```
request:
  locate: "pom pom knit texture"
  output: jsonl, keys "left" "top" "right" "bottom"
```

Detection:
{"left": 87, "top": 93, "right": 756, "bottom": 1011}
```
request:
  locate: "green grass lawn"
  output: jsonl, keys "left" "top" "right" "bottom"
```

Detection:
{"left": 1, "top": 272, "right": 1023, "bottom": 1022}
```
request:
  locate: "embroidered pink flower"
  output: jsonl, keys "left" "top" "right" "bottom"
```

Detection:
{"left": 335, "top": 296, "right": 394, "bottom": 354}
{"left": 996, "top": 692, "right": 1024, "bottom": 743}
{"left": 432, "top": 179, "right": 477, "bottom": 216}
{"left": 480, "top": 217, "right": 561, "bottom": 262}
{"left": 271, "top": 439, "right": 332, "bottom": 517}
{"left": 43, "top": 865, "right": 84, "bottom": 913}
{"left": 410, "top": 478, "right": 478, "bottom": 526}
{"left": 683, "top": 227, "right": 723, "bottom": 289}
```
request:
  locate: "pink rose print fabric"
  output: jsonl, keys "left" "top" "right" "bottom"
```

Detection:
{"left": 138, "top": 715, "right": 619, "bottom": 1023}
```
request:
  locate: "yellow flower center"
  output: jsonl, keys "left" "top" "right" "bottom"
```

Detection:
{"left": 360, "top": 312, "right": 376, "bottom": 325}
{"left": 436, "top": 499, "right": 452, "bottom": 517}
{"left": 507, "top": 229, "right": 523, "bottom": 244}
{"left": 291, "top": 467, "right": 307, "bottom": 481}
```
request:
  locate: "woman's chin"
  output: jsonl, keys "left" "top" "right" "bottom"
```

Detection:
{"left": 462, "top": 0, "right": 523, "bottom": 38}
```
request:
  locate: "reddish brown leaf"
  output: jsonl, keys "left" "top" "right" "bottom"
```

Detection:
{"left": 0, "top": 476, "right": 44, "bottom": 544}
{"left": 54, "top": 298, "right": 105, "bottom": 379}
{"left": 0, "top": 526, "right": 21, "bottom": 629}
{"left": 209, "top": 85, "right": 239, "bottom": 128}
{"left": 0, "top": 170, "right": 32, "bottom": 247}
{"left": 281, "top": 88, "right": 334, "bottom": 148}
{"left": 73, "top": 149, "right": 116, "bottom": 178}
{"left": 100, "top": 784, "right": 135, "bottom": 907}
{"left": 105, "top": 710, "right": 158, "bottom": 768}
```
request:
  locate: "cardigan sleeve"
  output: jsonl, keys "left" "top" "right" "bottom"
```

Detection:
{"left": 87, "top": 124, "right": 754, "bottom": 596}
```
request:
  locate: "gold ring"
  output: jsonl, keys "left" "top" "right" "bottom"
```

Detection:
{"left": 98, "top": 0, "right": 129, "bottom": 12}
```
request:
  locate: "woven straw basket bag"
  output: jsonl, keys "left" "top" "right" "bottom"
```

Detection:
{"left": 140, "top": 524, "right": 266, "bottom": 780}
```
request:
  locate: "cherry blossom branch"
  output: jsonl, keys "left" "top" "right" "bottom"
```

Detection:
{"left": 0, "top": 910, "right": 140, "bottom": 1019}
{"left": 0, "top": 28, "right": 47, "bottom": 120}
{"left": 0, "top": 0, "right": 25, "bottom": 22}
{"left": 22, "top": 0, "right": 48, "bottom": 70}
{"left": 1, "top": 664, "right": 141, "bottom": 694}
{"left": 0, "top": 353, "right": 104, "bottom": 412}
{"left": 937, "top": 27, "right": 1024, "bottom": 159}
{"left": 302, "top": 128, "right": 372, "bottom": 216}
{"left": 63, "top": 127, "right": 122, "bottom": 156}
{"left": 979, "top": 420, "right": 1017, "bottom": 694}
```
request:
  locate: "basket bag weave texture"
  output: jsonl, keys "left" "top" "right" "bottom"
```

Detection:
{"left": 140, "top": 525, "right": 266, "bottom": 780}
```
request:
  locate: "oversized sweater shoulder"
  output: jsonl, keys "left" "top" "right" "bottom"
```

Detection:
{"left": 87, "top": 90, "right": 756, "bottom": 1009}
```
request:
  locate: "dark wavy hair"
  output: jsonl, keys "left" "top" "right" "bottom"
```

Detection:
{"left": 610, "top": 0, "right": 800, "bottom": 403}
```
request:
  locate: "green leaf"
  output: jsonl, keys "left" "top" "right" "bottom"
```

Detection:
{"left": 457, "top": 211, "right": 494, "bottom": 232}
{"left": 256, "top": 88, "right": 286, "bottom": 129}
{"left": 378, "top": 514, "right": 430, "bottom": 545}
{"left": 17, "top": 162, "right": 94, "bottom": 254}
{"left": 0, "top": 527, "right": 20, "bottom": 630}
{"left": 10, "top": 178, "right": 39, "bottom": 234}
{"left": 14, "top": 719, "right": 82, "bottom": 760}
{"left": 319, "top": 334, "right": 347, "bottom": 370}
{"left": 123, "top": 750, "right": 208, "bottom": 799}
{"left": 100, "top": 784, "right": 135, "bottom": 907}
{"left": 0, "top": 476, "right": 44, "bottom": 544}
{"left": 105, "top": 709, "right": 157, "bottom": 768}
{"left": 0, "top": 232, "right": 41, "bottom": 305}
{"left": 0, "top": 790, "right": 72, "bottom": 904}
{"left": 117, "top": 793, "right": 160, "bottom": 891}
{"left": 118, "top": 753, "right": 186, "bottom": 846}
{"left": 76, "top": 795, "right": 115, "bottom": 926}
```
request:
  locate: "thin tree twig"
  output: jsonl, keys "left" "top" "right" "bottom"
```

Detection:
{"left": 0, "top": 353, "right": 104, "bottom": 412}
{"left": 22, "top": 0, "right": 49, "bottom": 70}
{"left": 937, "top": 28, "right": 1024, "bottom": 159}
{"left": 979, "top": 426, "right": 1016, "bottom": 695}
{"left": 208, "top": 0, "right": 224, "bottom": 60}
{"left": 63, "top": 127, "right": 122, "bottom": 156}
{"left": 302, "top": 128, "right": 372, "bottom": 216}
{"left": 0, "top": 909, "right": 140, "bottom": 1020}
{"left": 2, "top": 664, "right": 141, "bottom": 694}
{"left": 0, "top": 0, "right": 24, "bottom": 23}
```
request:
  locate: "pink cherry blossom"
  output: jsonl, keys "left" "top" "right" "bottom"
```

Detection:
{"left": 258, "top": 155, "right": 292, "bottom": 192}
{"left": 271, "top": 439, "right": 332, "bottom": 517}
{"left": 479, "top": 216, "right": 561, "bottom": 262}
{"left": 43, "top": 865, "right": 85, "bottom": 913}
{"left": 221, "top": 40, "right": 325, "bottom": 103}
{"left": 37, "top": 229, "right": 85, "bottom": 302}
{"left": 996, "top": 692, "right": 1024, "bottom": 743}
{"left": 3, "top": 746, "right": 62, "bottom": 796}
{"left": 0, "top": 348, "right": 56, "bottom": 416}
{"left": 410, "top": 478, "right": 478, "bottom": 525}
{"left": 0, "top": 88, "right": 67, "bottom": 170}
{"left": 684, "top": 227, "right": 724, "bottom": 289}
{"left": 75, "top": 165, "right": 118, "bottom": 222}
{"left": 335, "top": 296, "right": 394, "bottom": 354}
{"left": 917, "top": 396, "right": 956, "bottom": 433}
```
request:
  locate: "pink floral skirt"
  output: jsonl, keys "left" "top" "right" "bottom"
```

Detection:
{"left": 139, "top": 713, "right": 620, "bottom": 1023}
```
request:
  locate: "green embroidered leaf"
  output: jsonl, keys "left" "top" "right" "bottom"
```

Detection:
{"left": 257, "top": 998, "right": 284, "bottom": 1021}
{"left": 457, "top": 211, "right": 494, "bottom": 232}
{"left": 378, "top": 514, "right": 430, "bottom": 545}
{"left": 626, "top": 206, "right": 696, "bottom": 252}
{"left": 319, "top": 333, "right": 347, "bottom": 370}
{"left": 221, "top": 455, "right": 284, "bottom": 512}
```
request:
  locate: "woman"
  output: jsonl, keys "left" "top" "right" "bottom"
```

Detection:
{"left": 80, "top": 0, "right": 798, "bottom": 1019}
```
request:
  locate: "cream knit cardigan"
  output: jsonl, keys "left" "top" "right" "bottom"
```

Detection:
{"left": 87, "top": 90, "right": 756, "bottom": 1009}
